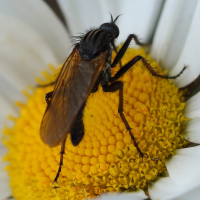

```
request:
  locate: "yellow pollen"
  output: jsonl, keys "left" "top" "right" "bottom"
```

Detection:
{"left": 2, "top": 48, "right": 188, "bottom": 200}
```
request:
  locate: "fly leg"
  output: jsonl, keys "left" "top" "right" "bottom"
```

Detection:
{"left": 110, "top": 34, "right": 186, "bottom": 79}
{"left": 53, "top": 138, "right": 66, "bottom": 184}
{"left": 111, "top": 34, "right": 147, "bottom": 68}
{"left": 111, "top": 41, "right": 122, "bottom": 68}
{"left": 110, "top": 55, "right": 186, "bottom": 82}
{"left": 102, "top": 82, "right": 144, "bottom": 159}
{"left": 45, "top": 91, "right": 53, "bottom": 105}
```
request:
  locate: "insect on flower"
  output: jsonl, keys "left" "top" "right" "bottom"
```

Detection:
{"left": 40, "top": 14, "right": 186, "bottom": 183}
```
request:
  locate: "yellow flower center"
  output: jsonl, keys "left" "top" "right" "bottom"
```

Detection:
{"left": 2, "top": 47, "right": 188, "bottom": 200}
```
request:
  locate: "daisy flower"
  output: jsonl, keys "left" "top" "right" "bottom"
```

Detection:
{"left": 1, "top": 0, "right": 200, "bottom": 200}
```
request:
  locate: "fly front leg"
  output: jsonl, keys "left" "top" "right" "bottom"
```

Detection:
{"left": 111, "top": 41, "right": 122, "bottom": 68}
{"left": 111, "top": 34, "right": 147, "bottom": 68}
{"left": 102, "top": 82, "right": 144, "bottom": 159}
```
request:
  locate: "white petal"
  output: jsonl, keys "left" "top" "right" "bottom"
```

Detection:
{"left": 174, "top": 185, "right": 200, "bottom": 200}
{"left": 184, "top": 92, "right": 200, "bottom": 118}
{"left": 58, "top": 0, "right": 164, "bottom": 45}
{"left": 116, "top": 0, "right": 164, "bottom": 45}
{"left": 184, "top": 118, "right": 200, "bottom": 143}
{"left": 151, "top": 149, "right": 200, "bottom": 200}
{"left": 166, "top": 154, "right": 200, "bottom": 185}
{"left": 91, "top": 190, "right": 147, "bottom": 200}
{"left": 0, "top": 13, "right": 57, "bottom": 93}
{"left": 0, "top": 96, "right": 18, "bottom": 130}
{"left": 0, "top": 13, "right": 59, "bottom": 127}
{"left": 0, "top": 0, "right": 70, "bottom": 63}
{"left": 175, "top": 146, "right": 200, "bottom": 157}
{"left": 58, "top": 0, "right": 114, "bottom": 34}
{"left": 170, "top": 0, "right": 200, "bottom": 87}
{"left": 0, "top": 144, "right": 11, "bottom": 200}
{"left": 0, "top": 175, "right": 11, "bottom": 200}
{"left": 151, "top": 0, "right": 198, "bottom": 70}
{"left": 149, "top": 177, "right": 198, "bottom": 200}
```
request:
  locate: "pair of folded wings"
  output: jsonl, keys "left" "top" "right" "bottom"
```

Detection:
{"left": 40, "top": 48, "right": 109, "bottom": 147}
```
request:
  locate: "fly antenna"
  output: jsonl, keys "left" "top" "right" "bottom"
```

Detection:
{"left": 113, "top": 14, "right": 123, "bottom": 23}
{"left": 109, "top": 12, "right": 114, "bottom": 22}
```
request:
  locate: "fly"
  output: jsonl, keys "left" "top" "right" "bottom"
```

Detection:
{"left": 40, "top": 14, "right": 186, "bottom": 183}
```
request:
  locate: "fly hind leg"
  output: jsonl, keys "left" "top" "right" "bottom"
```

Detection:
{"left": 53, "top": 110, "right": 84, "bottom": 184}
{"left": 102, "top": 82, "right": 144, "bottom": 159}
{"left": 53, "top": 138, "right": 66, "bottom": 184}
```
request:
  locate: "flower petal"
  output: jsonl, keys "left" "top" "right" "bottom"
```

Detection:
{"left": 166, "top": 149, "right": 200, "bottom": 185}
{"left": 152, "top": 147, "right": 200, "bottom": 200}
{"left": 58, "top": 0, "right": 164, "bottom": 45}
{"left": 116, "top": 0, "right": 165, "bottom": 44}
{"left": 151, "top": 0, "right": 198, "bottom": 70}
{"left": 184, "top": 91, "right": 200, "bottom": 118}
{"left": 0, "top": 13, "right": 58, "bottom": 90}
{"left": 58, "top": 0, "right": 114, "bottom": 35}
{"left": 91, "top": 190, "right": 147, "bottom": 200}
{"left": 170, "top": 0, "right": 200, "bottom": 87}
{"left": 0, "top": 12, "right": 60, "bottom": 131}
{"left": 0, "top": 0, "right": 70, "bottom": 63}
{"left": 0, "top": 96, "right": 18, "bottom": 130}
{"left": 0, "top": 145, "right": 11, "bottom": 200}
{"left": 173, "top": 185, "right": 200, "bottom": 200}
{"left": 149, "top": 177, "right": 197, "bottom": 200}
{"left": 0, "top": 175, "right": 11, "bottom": 200}
{"left": 184, "top": 118, "right": 200, "bottom": 143}
{"left": 175, "top": 146, "right": 200, "bottom": 157}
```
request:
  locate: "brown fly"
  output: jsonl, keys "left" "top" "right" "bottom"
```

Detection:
{"left": 40, "top": 14, "right": 186, "bottom": 183}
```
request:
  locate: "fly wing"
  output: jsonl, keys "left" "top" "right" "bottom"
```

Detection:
{"left": 40, "top": 48, "right": 109, "bottom": 147}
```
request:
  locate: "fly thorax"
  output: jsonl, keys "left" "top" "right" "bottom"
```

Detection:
{"left": 78, "top": 29, "right": 114, "bottom": 60}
